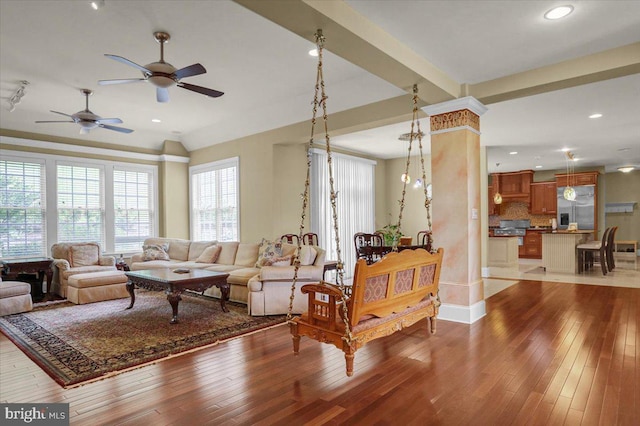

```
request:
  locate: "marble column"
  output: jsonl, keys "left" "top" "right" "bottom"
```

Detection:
{"left": 423, "top": 97, "right": 488, "bottom": 324}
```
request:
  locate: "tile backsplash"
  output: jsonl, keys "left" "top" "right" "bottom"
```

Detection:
{"left": 489, "top": 201, "right": 555, "bottom": 227}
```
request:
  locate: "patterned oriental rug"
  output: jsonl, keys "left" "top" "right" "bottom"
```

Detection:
{"left": 0, "top": 290, "right": 286, "bottom": 388}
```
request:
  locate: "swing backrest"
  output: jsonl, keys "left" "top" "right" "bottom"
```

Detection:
{"left": 347, "top": 248, "right": 443, "bottom": 326}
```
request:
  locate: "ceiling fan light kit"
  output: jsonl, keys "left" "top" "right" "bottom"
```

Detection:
{"left": 98, "top": 31, "right": 224, "bottom": 103}
{"left": 35, "top": 89, "right": 133, "bottom": 135}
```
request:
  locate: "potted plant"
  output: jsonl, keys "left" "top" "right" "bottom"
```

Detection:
{"left": 377, "top": 223, "right": 403, "bottom": 246}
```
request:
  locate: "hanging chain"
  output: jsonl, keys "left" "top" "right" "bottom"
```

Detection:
{"left": 396, "top": 85, "right": 434, "bottom": 253}
{"left": 414, "top": 88, "right": 435, "bottom": 252}
{"left": 286, "top": 30, "right": 354, "bottom": 345}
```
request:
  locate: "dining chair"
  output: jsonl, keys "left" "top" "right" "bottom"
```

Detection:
{"left": 280, "top": 234, "right": 300, "bottom": 245}
{"left": 576, "top": 227, "right": 610, "bottom": 275}
{"left": 354, "top": 232, "right": 385, "bottom": 265}
{"left": 302, "top": 232, "right": 318, "bottom": 246}
{"left": 605, "top": 226, "right": 618, "bottom": 272}
{"left": 417, "top": 230, "right": 433, "bottom": 252}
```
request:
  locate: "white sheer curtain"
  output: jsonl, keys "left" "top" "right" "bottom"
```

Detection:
{"left": 310, "top": 148, "right": 376, "bottom": 277}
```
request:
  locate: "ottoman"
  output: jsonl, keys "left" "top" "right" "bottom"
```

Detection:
{"left": 67, "top": 270, "right": 129, "bottom": 304}
{"left": 0, "top": 278, "right": 33, "bottom": 316}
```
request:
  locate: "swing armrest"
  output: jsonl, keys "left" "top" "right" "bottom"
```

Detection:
{"left": 300, "top": 281, "right": 346, "bottom": 299}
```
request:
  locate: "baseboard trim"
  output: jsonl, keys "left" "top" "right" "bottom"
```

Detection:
{"left": 438, "top": 301, "right": 486, "bottom": 324}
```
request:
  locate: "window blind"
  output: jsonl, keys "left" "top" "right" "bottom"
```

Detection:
{"left": 0, "top": 160, "right": 47, "bottom": 257}
{"left": 191, "top": 159, "right": 239, "bottom": 241}
{"left": 57, "top": 164, "right": 104, "bottom": 246}
{"left": 113, "top": 169, "right": 154, "bottom": 252}
{"left": 310, "top": 150, "right": 375, "bottom": 277}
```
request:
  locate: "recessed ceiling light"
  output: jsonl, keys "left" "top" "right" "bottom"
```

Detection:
{"left": 151, "top": 118, "right": 161, "bottom": 123}
{"left": 544, "top": 5, "right": 573, "bottom": 20}
{"left": 535, "top": 165, "right": 543, "bottom": 169}
{"left": 618, "top": 166, "right": 635, "bottom": 173}
{"left": 90, "top": 0, "right": 105, "bottom": 10}
{"left": 509, "top": 151, "right": 518, "bottom": 155}
{"left": 589, "top": 113, "right": 603, "bottom": 119}
{"left": 561, "top": 147, "right": 570, "bottom": 152}
{"left": 308, "top": 49, "right": 318, "bottom": 57}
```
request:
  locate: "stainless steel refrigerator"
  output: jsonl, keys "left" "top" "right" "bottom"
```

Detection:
{"left": 556, "top": 186, "right": 595, "bottom": 230}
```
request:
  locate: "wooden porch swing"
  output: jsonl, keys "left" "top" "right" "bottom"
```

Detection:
{"left": 287, "top": 30, "right": 444, "bottom": 377}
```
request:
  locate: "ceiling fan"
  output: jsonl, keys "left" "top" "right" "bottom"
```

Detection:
{"left": 35, "top": 89, "right": 133, "bottom": 134}
{"left": 98, "top": 31, "right": 224, "bottom": 103}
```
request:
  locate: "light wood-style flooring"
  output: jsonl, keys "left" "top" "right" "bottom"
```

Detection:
{"left": 1, "top": 279, "right": 638, "bottom": 425}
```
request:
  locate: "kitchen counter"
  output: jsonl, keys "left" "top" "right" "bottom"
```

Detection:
{"left": 541, "top": 232, "right": 593, "bottom": 274}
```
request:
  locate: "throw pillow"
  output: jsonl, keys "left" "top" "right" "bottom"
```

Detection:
{"left": 263, "top": 255, "right": 292, "bottom": 267}
{"left": 255, "top": 239, "right": 283, "bottom": 267}
{"left": 142, "top": 244, "right": 170, "bottom": 261}
{"left": 296, "top": 245, "right": 317, "bottom": 266}
{"left": 69, "top": 243, "right": 100, "bottom": 267}
{"left": 196, "top": 245, "right": 222, "bottom": 263}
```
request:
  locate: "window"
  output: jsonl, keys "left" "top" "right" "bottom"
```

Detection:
{"left": 113, "top": 168, "right": 154, "bottom": 252}
{"left": 0, "top": 159, "right": 46, "bottom": 257}
{"left": 57, "top": 164, "right": 104, "bottom": 245}
{"left": 0, "top": 148, "right": 159, "bottom": 256}
{"left": 310, "top": 149, "right": 376, "bottom": 277}
{"left": 190, "top": 158, "right": 239, "bottom": 241}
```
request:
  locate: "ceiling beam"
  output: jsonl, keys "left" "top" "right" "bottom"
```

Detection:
{"left": 470, "top": 42, "right": 640, "bottom": 105}
{"left": 234, "top": 0, "right": 459, "bottom": 105}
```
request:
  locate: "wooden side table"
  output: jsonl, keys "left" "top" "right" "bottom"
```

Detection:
{"left": 1, "top": 257, "right": 53, "bottom": 301}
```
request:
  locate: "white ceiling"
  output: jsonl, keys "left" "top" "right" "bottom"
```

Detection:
{"left": 1, "top": 1, "right": 639, "bottom": 174}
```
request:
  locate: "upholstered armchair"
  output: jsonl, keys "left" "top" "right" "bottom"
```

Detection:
{"left": 50, "top": 242, "right": 116, "bottom": 297}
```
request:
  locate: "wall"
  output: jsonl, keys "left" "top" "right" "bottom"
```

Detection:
{"left": 604, "top": 170, "right": 640, "bottom": 246}
{"left": 160, "top": 161, "right": 189, "bottom": 238}
{"left": 383, "top": 155, "right": 433, "bottom": 243}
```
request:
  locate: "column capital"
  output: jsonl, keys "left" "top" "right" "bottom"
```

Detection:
{"left": 422, "top": 96, "right": 488, "bottom": 117}
{"left": 422, "top": 96, "right": 488, "bottom": 134}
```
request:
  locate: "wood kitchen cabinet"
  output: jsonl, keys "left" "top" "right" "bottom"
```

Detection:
{"left": 521, "top": 230, "right": 543, "bottom": 259}
{"left": 495, "top": 170, "right": 533, "bottom": 197}
{"left": 555, "top": 171, "right": 598, "bottom": 187}
{"left": 530, "top": 182, "right": 557, "bottom": 214}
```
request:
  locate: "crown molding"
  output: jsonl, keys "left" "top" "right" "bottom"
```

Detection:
{"left": 0, "top": 136, "right": 190, "bottom": 163}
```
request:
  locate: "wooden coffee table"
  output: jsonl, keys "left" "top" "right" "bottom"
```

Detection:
{"left": 125, "top": 269, "right": 230, "bottom": 324}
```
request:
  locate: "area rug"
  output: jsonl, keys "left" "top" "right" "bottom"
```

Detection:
{"left": 0, "top": 290, "right": 286, "bottom": 388}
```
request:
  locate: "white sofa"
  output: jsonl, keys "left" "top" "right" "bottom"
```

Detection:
{"left": 247, "top": 250, "right": 326, "bottom": 316}
{"left": 129, "top": 237, "right": 325, "bottom": 315}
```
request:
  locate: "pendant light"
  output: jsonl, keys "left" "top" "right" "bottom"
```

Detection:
{"left": 492, "top": 163, "right": 502, "bottom": 205}
{"left": 564, "top": 151, "right": 577, "bottom": 201}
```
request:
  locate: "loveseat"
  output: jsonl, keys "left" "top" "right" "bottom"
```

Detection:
{"left": 51, "top": 242, "right": 117, "bottom": 297}
{"left": 129, "top": 237, "right": 325, "bottom": 315}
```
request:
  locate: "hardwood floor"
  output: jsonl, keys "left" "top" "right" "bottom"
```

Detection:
{"left": 1, "top": 280, "right": 638, "bottom": 425}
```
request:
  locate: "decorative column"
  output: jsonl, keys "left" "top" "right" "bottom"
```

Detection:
{"left": 423, "top": 97, "right": 488, "bottom": 324}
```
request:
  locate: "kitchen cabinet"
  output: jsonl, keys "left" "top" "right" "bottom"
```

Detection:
{"left": 555, "top": 171, "right": 598, "bottom": 187}
{"left": 492, "top": 170, "right": 534, "bottom": 204}
{"left": 520, "top": 230, "right": 543, "bottom": 259}
{"left": 530, "top": 182, "right": 557, "bottom": 214}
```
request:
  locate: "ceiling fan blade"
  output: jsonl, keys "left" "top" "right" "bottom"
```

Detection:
{"left": 98, "top": 78, "right": 146, "bottom": 86}
{"left": 157, "top": 87, "right": 169, "bottom": 103}
{"left": 174, "top": 63, "right": 206, "bottom": 80}
{"left": 50, "top": 110, "right": 75, "bottom": 118}
{"left": 96, "top": 117, "right": 123, "bottom": 124}
{"left": 104, "top": 54, "right": 151, "bottom": 74}
{"left": 79, "top": 127, "right": 90, "bottom": 135}
{"left": 35, "top": 120, "right": 74, "bottom": 123}
{"left": 100, "top": 124, "right": 134, "bottom": 134}
{"left": 177, "top": 82, "right": 224, "bottom": 98}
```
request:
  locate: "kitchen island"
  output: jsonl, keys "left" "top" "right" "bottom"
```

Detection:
{"left": 541, "top": 231, "right": 593, "bottom": 274}
{"left": 488, "top": 237, "right": 519, "bottom": 268}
